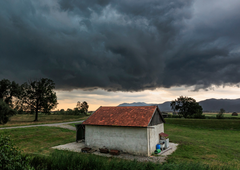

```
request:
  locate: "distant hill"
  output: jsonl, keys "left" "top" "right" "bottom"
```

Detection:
{"left": 199, "top": 98, "right": 240, "bottom": 112}
{"left": 118, "top": 102, "right": 172, "bottom": 111}
{"left": 118, "top": 102, "right": 152, "bottom": 107}
{"left": 118, "top": 98, "right": 240, "bottom": 112}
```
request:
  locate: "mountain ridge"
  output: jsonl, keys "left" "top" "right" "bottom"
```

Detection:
{"left": 118, "top": 98, "right": 240, "bottom": 112}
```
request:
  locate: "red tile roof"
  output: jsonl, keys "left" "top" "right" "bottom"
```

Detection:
{"left": 82, "top": 106, "right": 157, "bottom": 127}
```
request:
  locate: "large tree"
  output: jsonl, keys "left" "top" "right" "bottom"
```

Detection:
{"left": 80, "top": 101, "right": 89, "bottom": 116}
{"left": 75, "top": 101, "right": 89, "bottom": 115}
{"left": 0, "top": 79, "right": 21, "bottom": 108}
{"left": 170, "top": 96, "right": 203, "bottom": 118}
{"left": 20, "top": 78, "right": 58, "bottom": 121}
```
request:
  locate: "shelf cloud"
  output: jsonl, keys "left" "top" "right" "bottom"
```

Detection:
{"left": 1, "top": 0, "right": 240, "bottom": 91}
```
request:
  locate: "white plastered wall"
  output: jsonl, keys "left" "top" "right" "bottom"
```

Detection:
{"left": 147, "top": 123, "right": 164, "bottom": 156}
{"left": 85, "top": 125, "right": 148, "bottom": 156}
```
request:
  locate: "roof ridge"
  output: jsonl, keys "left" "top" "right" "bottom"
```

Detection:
{"left": 101, "top": 105, "right": 157, "bottom": 108}
{"left": 83, "top": 105, "right": 158, "bottom": 127}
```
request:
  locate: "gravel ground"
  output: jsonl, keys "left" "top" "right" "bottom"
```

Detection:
{"left": 50, "top": 124, "right": 76, "bottom": 131}
{"left": 52, "top": 141, "right": 178, "bottom": 163}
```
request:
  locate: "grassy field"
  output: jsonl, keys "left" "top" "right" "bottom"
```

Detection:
{"left": 0, "top": 114, "right": 88, "bottom": 128}
{"left": 203, "top": 112, "right": 240, "bottom": 118}
{"left": 165, "top": 118, "right": 240, "bottom": 130}
{"left": 167, "top": 112, "right": 240, "bottom": 118}
{"left": 0, "top": 126, "right": 75, "bottom": 155}
{"left": 1, "top": 118, "right": 240, "bottom": 169}
{"left": 165, "top": 118, "right": 240, "bottom": 168}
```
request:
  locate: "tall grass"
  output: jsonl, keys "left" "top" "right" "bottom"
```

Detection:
{"left": 28, "top": 150, "right": 237, "bottom": 170}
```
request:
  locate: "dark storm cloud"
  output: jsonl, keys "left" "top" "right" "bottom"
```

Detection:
{"left": 1, "top": 0, "right": 240, "bottom": 91}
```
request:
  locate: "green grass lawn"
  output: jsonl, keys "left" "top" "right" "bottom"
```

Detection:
{"left": 1, "top": 118, "right": 240, "bottom": 169}
{"left": 0, "top": 127, "right": 75, "bottom": 155}
{"left": 165, "top": 119, "right": 240, "bottom": 168}
{"left": 0, "top": 114, "right": 88, "bottom": 128}
{"left": 165, "top": 118, "right": 240, "bottom": 130}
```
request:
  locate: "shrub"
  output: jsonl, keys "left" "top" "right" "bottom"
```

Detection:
{"left": 17, "top": 109, "right": 26, "bottom": 114}
{"left": 0, "top": 100, "right": 16, "bottom": 124}
{"left": 216, "top": 108, "right": 225, "bottom": 119}
{"left": 53, "top": 109, "right": 86, "bottom": 115}
{"left": 216, "top": 113, "right": 224, "bottom": 119}
{"left": 0, "top": 134, "right": 33, "bottom": 170}
{"left": 192, "top": 113, "right": 206, "bottom": 119}
{"left": 231, "top": 112, "right": 238, "bottom": 116}
{"left": 167, "top": 114, "right": 182, "bottom": 118}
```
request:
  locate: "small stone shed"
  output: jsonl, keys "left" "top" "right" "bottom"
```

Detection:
{"left": 82, "top": 106, "right": 165, "bottom": 156}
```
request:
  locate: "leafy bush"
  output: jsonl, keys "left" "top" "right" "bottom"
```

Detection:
{"left": 0, "top": 134, "right": 33, "bottom": 170}
{"left": 167, "top": 114, "right": 182, "bottom": 118}
{"left": 53, "top": 109, "right": 85, "bottom": 115}
{"left": 0, "top": 100, "right": 16, "bottom": 124}
{"left": 17, "top": 109, "right": 26, "bottom": 114}
{"left": 216, "top": 108, "right": 225, "bottom": 119}
{"left": 53, "top": 101, "right": 89, "bottom": 116}
{"left": 167, "top": 113, "right": 206, "bottom": 119}
{"left": 216, "top": 113, "right": 224, "bottom": 119}
{"left": 192, "top": 113, "right": 206, "bottom": 119}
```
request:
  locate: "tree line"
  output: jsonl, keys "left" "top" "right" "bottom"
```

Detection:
{"left": 0, "top": 78, "right": 89, "bottom": 124}
{"left": 0, "top": 78, "right": 58, "bottom": 123}
{"left": 53, "top": 101, "right": 89, "bottom": 116}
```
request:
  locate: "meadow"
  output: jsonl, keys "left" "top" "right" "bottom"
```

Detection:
{"left": 167, "top": 112, "right": 240, "bottom": 118}
{"left": 165, "top": 118, "right": 240, "bottom": 130}
{"left": 1, "top": 117, "right": 239, "bottom": 169}
{"left": 165, "top": 119, "right": 240, "bottom": 168}
{"left": 0, "top": 127, "right": 76, "bottom": 155}
{"left": 203, "top": 112, "right": 240, "bottom": 118}
{"left": 0, "top": 114, "right": 87, "bottom": 128}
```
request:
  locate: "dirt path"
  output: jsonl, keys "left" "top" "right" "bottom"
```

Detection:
{"left": 0, "top": 121, "right": 83, "bottom": 130}
{"left": 52, "top": 124, "right": 76, "bottom": 131}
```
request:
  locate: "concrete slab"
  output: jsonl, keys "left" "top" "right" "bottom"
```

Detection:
{"left": 160, "top": 143, "right": 178, "bottom": 156}
{"left": 51, "top": 142, "right": 179, "bottom": 163}
{"left": 52, "top": 142, "right": 85, "bottom": 151}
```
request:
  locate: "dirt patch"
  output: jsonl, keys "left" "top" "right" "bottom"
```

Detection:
{"left": 52, "top": 142, "right": 178, "bottom": 163}
{"left": 50, "top": 124, "right": 76, "bottom": 131}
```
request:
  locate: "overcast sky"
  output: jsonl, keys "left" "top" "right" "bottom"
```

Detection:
{"left": 1, "top": 0, "right": 240, "bottom": 110}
